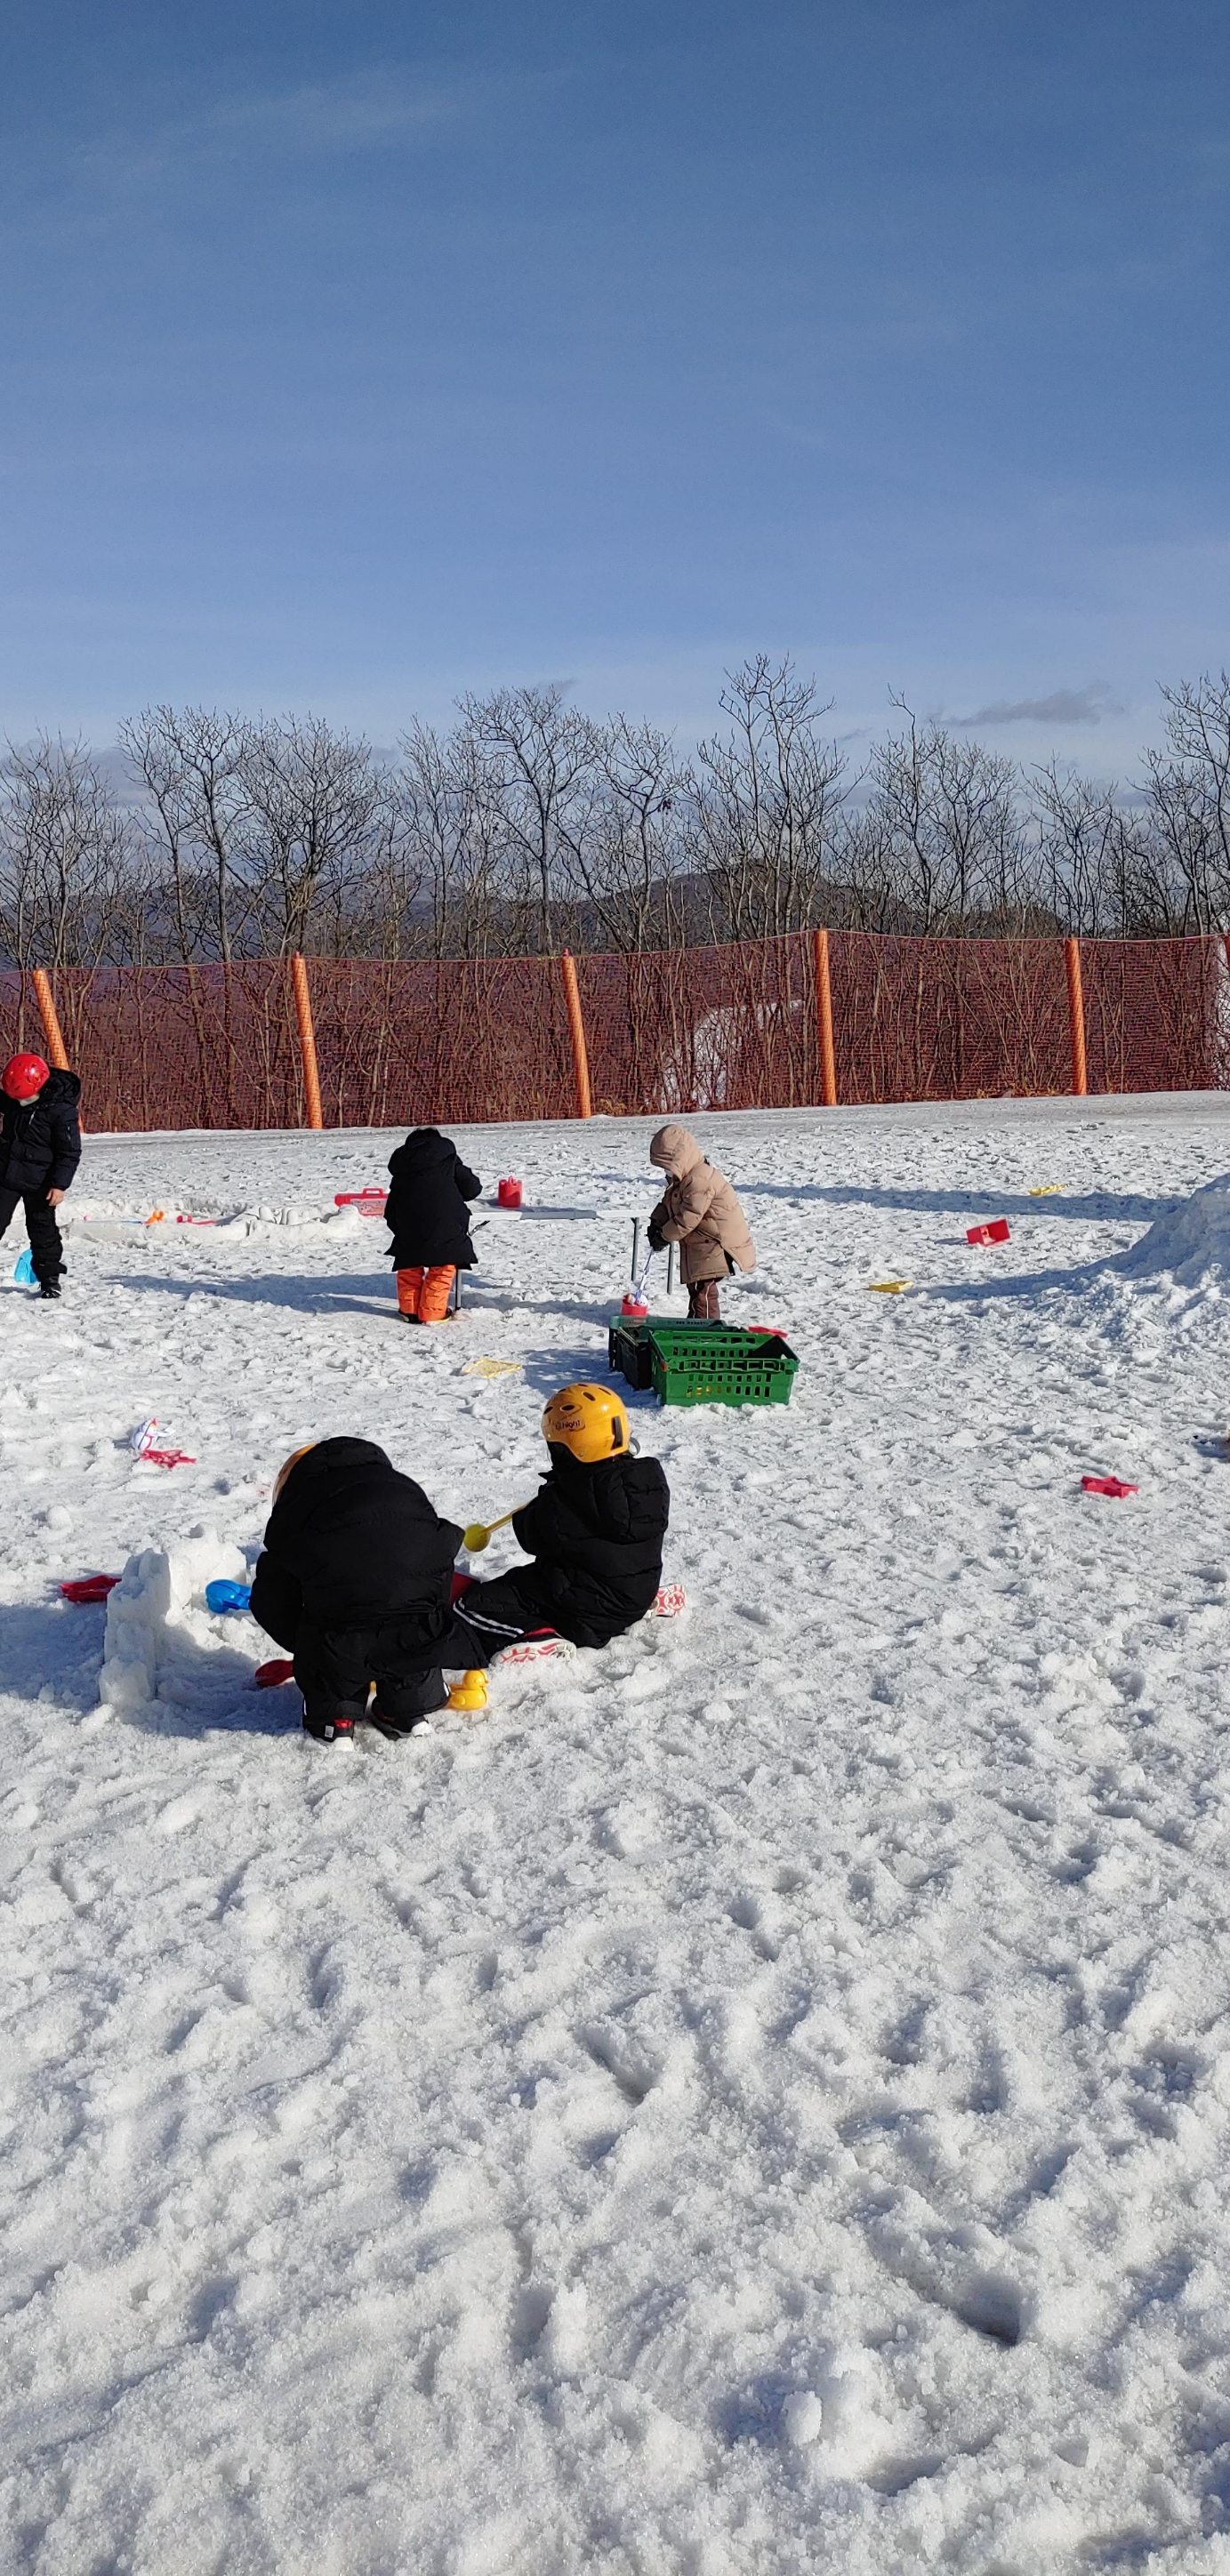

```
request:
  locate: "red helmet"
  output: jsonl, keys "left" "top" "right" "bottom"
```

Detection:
{"left": 1, "top": 1052, "right": 50, "bottom": 1101}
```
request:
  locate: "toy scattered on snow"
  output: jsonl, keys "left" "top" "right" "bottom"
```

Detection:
{"left": 13, "top": 1248, "right": 36, "bottom": 1286}
{"left": 1029, "top": 1185, "right": 1062, "bottom": 1196}
{"left": 60, "top": 1573, "right": 121, "bottom": 1604}
{"left": 1081, "top": 1474, "right": 1138, "bottom": 1499}
{"left": 205, "top": 1578, "right": 253, "bottom": 1614}
{"left": 447, "top": 1669, "right": 489, "bottom": 1713}
{"left": 462, "top": 1357, "right": 523, "bottom": 1379}
{"left": 130, "top": 1416, "right": 197, "bottom": 1469}
{"left": 966, "top": 1219, "right": 1011, "bottom": 1247}
{"left": 255, "top": 1657, "right": 295, "bottom": 1688}
{"left": 496, "top": 1176, "right": 523, "bottom": 1208}
{"left": 462, "top": 1506, "right": 526, "bottom": 1553}
{"left": 334, "top": 1189, "right": 388, "bottom": 1216}
{"left": 868, "top": 1279, "right": 912, "bottom": 1294}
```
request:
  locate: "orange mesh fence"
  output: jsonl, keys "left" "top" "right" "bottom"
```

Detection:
{"left": 7, "top": 935, "right": 1230, "bottom": 1129}
{"left": 303, "top": 957, "right": 575, "bottom": 1127}
{"left": 47, "top": 966, "right": 301, "bottom": 1130}
{"left": 1081, "top": 937, "right": 1229, "bottom": 1095}
{"left": 578, "top": 938, "right": 816, "bottom": 1114}
{"left": 827, "top": 935, "right": 1073, "bottom": 1103}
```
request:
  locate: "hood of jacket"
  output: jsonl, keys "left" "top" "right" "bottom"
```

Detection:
{"left": 20, "top": 1069, "right": 81, "bottom": 1111}
{"left": 648, "top": 1122, "right": 703, "bottom": 1181}
{"left": 266, "top": 1436, "right": 392, "bottom": 1544}
{"left": 389, "top": 1127, "right": 455, "bottom": 1176}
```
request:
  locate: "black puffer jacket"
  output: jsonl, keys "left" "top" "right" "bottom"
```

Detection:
{"left": 0, "top": 1070, "right": 82, "bottom": 1194}
{"left": 385, "top": 1128, "right": 482, "bottom": 1270}
{"left": 510, "top": 1447, "right": 670, "bottom": 1646}
{"left": 250, "top": 1437, "right": 463, "bottom": 1649}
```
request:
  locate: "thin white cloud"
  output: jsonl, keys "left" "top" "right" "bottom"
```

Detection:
{"left": 957, "top": 683, "right": 1123, "bottom": 729}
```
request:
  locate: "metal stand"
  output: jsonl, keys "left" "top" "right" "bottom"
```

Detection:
{"left": 666, "top": 1244, "right": 676, "bottom": 1297}
{"left": 631, "top": 1216, "right": 641, "bottom": 1282}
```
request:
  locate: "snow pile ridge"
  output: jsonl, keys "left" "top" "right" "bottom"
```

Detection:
{"left": 100, "top": 1529, "right": 250, "bottom": 1711}
{"left": 1114, "top": 1168, "right": 1230, "bottom": 1285}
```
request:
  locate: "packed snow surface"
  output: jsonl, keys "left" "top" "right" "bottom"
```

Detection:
{"left": 5, "top": 1094, "right": 1230, "bottom": 2572}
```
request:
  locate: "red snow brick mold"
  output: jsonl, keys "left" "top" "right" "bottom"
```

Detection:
{"left": 60, "top": 1574, "right": 121, "bottom": 1604}
{"left": 255, "top": 1658, "right": 296, "bottom": 1687}
{"left": 1081, "top": 1474, "right": 1138, "bottom": 1499}
{"left": 966, "top": 1218, "right": 1011, "bottom": 1246}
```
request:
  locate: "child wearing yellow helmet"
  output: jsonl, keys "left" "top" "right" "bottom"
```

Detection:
{"left": 447, "top": 1382, "right": 670, "bottom": 1662}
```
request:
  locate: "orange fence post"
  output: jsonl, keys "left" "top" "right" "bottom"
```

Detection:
{"left": 812, "top": 927, "right": 838, "bottom": 1107}
{"left": 31, "top": 967, "right": 69, "bottom": 1070}
{"left": 290, "top": 951, "right": 324, "bottom": 1130}
{"left": 559, "top": 950, "right": 592, "bottom": 1119}
{"left": 1065, "top": 936, "right": 1088, "bottom": 1096}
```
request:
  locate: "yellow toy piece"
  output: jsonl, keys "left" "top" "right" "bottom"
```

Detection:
{"left": 462, "top": 1507, "right": 522, "bottom": 1553}
{"left": 447, "top": 1669, "right": 489, "bottom": 1713}
{"left": 542, "top": 1382, "right": 631, "bottom": 1462}
{"left": 868, "top": 1280, "right": 912, "bottom": 1294}
{"left": 462, "top": 1357, "right": 523, "bottom": 1379}
{"left": 1028, "top": 1185, "right": 1062, "bottom": 1196}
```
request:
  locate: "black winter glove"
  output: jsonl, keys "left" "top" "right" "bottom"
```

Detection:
{"left": 647, "top": 1222, "right": 666, "bottom": 1253}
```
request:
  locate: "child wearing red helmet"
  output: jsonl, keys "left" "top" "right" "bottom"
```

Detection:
{"left": 0, "top": 1053, "right": 82, "bottom": 1300}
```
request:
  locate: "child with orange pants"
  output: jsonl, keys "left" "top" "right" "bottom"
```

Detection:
{"left": 384, "top": 1127, "right": 482, "bottom": 1322}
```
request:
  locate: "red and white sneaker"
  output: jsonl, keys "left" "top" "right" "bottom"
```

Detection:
{"left": 495, "top": 1633, "right": 577, "bottom": 1669}
{"left": 653, "top": 1582, "right": 687, "bottom": 1617}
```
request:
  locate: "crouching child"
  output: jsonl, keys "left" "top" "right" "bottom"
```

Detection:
{"left": 449, "top": 1384, "right": 670, "bottom": 1666}
{"left": 251, "top": 1438, "right": 463, "bottom": 1743}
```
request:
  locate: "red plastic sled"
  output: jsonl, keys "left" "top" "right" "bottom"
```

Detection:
{"left": 967, "top": 1219, "right": 1011, "bottom": 1247}
{"left": 255, "top": 1657, "right": 296, "bottom": 1687}
{"left": 1081, "top": 1474, "right": 1138, "bottom": 1499}
{"left": 60, "top": 1573, "right": 121, "bottom": 1604}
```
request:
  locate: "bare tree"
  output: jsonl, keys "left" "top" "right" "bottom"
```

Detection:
{"left": 857, "top": 704, "right": 1030, "bottom": 933}
{"left": 119, "top": 706, "right": 255, "bottom": 961}
{"left": 0, "top": 735, "right": 135, "bottom": 968}
{"left": 462, "top": 684, "right": 601, "bottom": 954}
{"left": 240, "top": 714, "right": 389, "bottom": 955}
{"left": 558, "top": 715, "right": 686, "bottom": 951}
{"left": 688, "top": 656, "right": 848, "bottom": 942}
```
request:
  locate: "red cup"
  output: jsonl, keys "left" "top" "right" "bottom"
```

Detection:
{"left": 497, "top": 1177, "right": 523, "bottom": 1209}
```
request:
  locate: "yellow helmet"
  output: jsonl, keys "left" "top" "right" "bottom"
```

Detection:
{"left": 274, "top": 1443, "right": 317, "bottom": 1502}
{"left": 542, "top": 1383, "right": 631, "bottom": 1464}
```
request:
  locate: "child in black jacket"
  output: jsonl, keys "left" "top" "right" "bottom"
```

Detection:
{"left": 384, "top": 1128, "right": 481, "bottom": 1323}
{"left": 250, "top": 1437, "right": 463, "bottom": 1743}
{"left": 449, "top": 1383, "right": 670, "bottom": 1663}
{"left": 0, "top": 1053, "right": 82, "bottom": 1300}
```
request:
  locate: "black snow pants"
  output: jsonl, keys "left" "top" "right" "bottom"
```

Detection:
{"left": 0, "top": 1186, "right": 64, "bottom": 1288}
{"left": 292, "top": 1624, "right": 450, "bottom": 1739}
{"left": 444, "top": 1569, "right": 560, "bottom": 1669}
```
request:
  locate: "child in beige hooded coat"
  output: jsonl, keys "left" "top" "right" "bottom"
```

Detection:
{"left": 647, "top": 1124, "right": 756, "bottom": 1320}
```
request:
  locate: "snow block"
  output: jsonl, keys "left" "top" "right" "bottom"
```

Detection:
{"left": 100, "top": 1529, "right": 251, "bottom": 1711}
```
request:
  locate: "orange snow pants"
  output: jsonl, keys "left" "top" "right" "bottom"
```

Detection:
{"left": 397, "top": 1264, "right": 455, "bottom": 1321}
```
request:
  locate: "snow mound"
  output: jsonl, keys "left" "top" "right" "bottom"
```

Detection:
{"left": 1115, "top": 1168, "right": 1230, "bottom": 1284}
{"left": 99, "top": 1529, "right": 254, "bottom": 1711}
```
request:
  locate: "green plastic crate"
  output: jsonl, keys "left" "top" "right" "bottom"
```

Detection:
{"left": 608, "top": 1314, "right": 675, "bottom": 1389}
{"left": 648, "top": 1321, "right": 799, "bottom": 1408}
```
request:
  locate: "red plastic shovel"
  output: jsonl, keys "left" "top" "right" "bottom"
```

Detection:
{"left": 1081, "top": 1474, "right": 1138, "bottom": 1499}
{"left": 60, "top": 1574, "right": 121, "bottom": 1604}
{"left": 967, "top": 1218, "right": 1011, "bottom": 1247}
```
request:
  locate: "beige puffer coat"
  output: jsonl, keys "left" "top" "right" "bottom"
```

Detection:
{"left": 647, "top": 1124, "right": 757, "bottom": 1285}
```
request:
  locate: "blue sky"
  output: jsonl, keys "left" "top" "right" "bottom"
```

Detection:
{"left": 1, "top": 0, "right": 1227, "bottom": 772}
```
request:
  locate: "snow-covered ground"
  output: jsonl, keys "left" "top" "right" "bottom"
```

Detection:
{"left": 5, "top": 1095, "right": 1230, "bottom": 2573}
